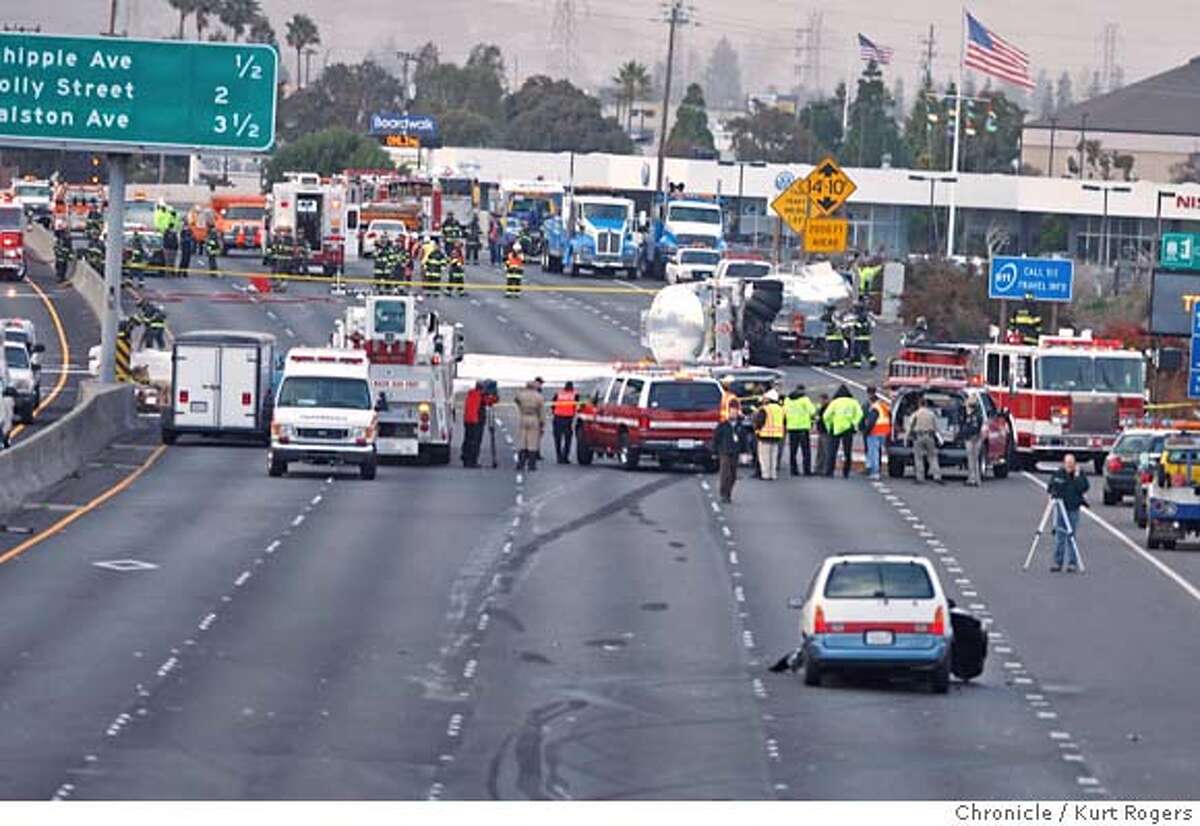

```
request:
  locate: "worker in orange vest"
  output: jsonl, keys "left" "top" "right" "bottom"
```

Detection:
{"left": 862, "top": 385, "right": 891, "bottom": 481}
{"left": 551, "top": 381, "right": 578, "bottom": 463}
{"left": 719, "top": 378, "right": 739, "bottom": 422}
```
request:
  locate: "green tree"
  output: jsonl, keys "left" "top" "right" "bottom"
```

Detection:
{"left": 797, "top": 91, "right": 844, "bottom": 158}
{"left": 265, "top": 128, "right": 391, "bottom": 184}
{"left": 902, "top": 79, "right": 946, "bottom": 170}
{"left": 726, "top": 103, "right": 818, "bottom": 163}
{"left": 246, "top": 14, "right": 275, "bottom": 47}
{"left": 842, "top": 60, "right": 905, "bottom": 168}
{"left": 612, "top": 60, "right": 651, "bottom": 132}
{"left": 413, "top": 42, "right": 441, "bottom": 92}
{"left": 703, "top": 37, "right": 742, "bottom": 110}
{"left": 665, "top": 83, "right": 716, "bottom": 158}
{"left": 278, "top": 61, "right": 405, "bottom": 142}
{"left": 959, "top": 91, "right": 1025, "bottom": 173}
{"left": 218, "top": 0, "right": 259, "bottom": 41}
{"left": 193, "top": 0, "right": 220, "bottom": 39}
{"left": 503, "top": 76, "right": 634, "bottom": 154}
{"left": 285, "top": 13, "right": 320, "bottom": 89}
{"left": 466, "top": 44, "right": 506, "bottom": 90}
{"left": 165, "top": 0, "right": 198, "bottom": 39}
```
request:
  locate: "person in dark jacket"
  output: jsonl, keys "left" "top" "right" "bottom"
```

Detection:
{"left": 712, "top": 402, "right": 743, "bottom": 503}
{"left": 1047, "top": 453, "right": 1089, "bottom": 572}
{"left": 178, "top": 225, "right": 194, "bottom": 277}
{"left": 814, "top": 392, "right": 831, "bottom": 477}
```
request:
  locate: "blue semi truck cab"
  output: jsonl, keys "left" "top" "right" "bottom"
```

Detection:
{"left": 541, "top": 195, "right": 637, "bottom": 277}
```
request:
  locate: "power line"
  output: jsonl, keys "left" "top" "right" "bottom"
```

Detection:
{"left": 550, "top": 0, "right": 580, "bottom": 83}
{"left": 920, "top": 24, "right": 936, "bottom": 88}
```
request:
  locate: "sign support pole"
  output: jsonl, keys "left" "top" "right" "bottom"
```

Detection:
{"left": 100, "top": 154, "right": 127, "bottom": 385}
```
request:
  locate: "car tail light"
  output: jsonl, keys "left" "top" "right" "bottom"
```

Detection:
{"left": 367, "top": 232, "right": 376, "bottom": 238}
{"left": 179, "top": 389, "right": 189, "bottom": 404}
{"left": 1, "top": 234, "right": 18, "bottom": 248}
{"left": 931, "top": 605, "right": 945, "bottom": 636}
{"left": 638, "top": 414, "right": 650, "bottom": 430}
{"left": 241, "top": 392, "right": 252, "bottom": 406}
{"left": 419, "top": 402, "right": 431, "bottom": 432}
{"left": 813, "top": 604, "right": 828, "bottom": 634}
{"left": 1106, "top": 456, "right": 1123, "bottom": 474}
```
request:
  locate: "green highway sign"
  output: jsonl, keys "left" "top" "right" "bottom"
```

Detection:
{"left": 1161, "top": 232, "right": 1200, "bottom": 270}
{"left": 0, "top": 32, "right": 276, "bottom": 153}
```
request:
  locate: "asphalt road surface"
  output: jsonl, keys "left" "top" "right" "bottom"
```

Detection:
{"left": 0, "top": 254, "right": 1196, "bottom": 800}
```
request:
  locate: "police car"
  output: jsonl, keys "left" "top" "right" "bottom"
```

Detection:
{"left": 788, "top": 554, "right": 972, "bottom": 693}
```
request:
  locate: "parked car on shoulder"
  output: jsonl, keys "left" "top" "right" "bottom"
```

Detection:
{"left": 3, "top": 339, "right": 42, "bottom": 423}
{"left": 1103, "top": 428, "right": 1179, "bottom": 505}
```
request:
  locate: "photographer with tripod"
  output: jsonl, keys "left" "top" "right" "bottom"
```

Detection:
{"left": 1047, "top": 453, "right": 1089, "bottom": 573}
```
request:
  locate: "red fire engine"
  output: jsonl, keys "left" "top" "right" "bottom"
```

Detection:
{"left": 978, "top": 333, "right": 1146, "bottom": 472}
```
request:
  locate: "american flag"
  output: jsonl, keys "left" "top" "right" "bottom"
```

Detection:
{"left": 963, "top": 12, "right": 1035, "bottom": 90}
{"left": 857, "top": 34, "right": 894, "bottom": 65}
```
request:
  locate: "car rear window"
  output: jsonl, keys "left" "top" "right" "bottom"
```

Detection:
{"left": 648, "top": 381, "right": 722, "bottom": 412}
{"left": 1115, "top": 434, "right": 1159, "bottom": 455}
{"left": 824, "top": 562, "right": 935, "bottom": 600}
{"left": 723, "top": 262, "right": 771, "bottom": 279}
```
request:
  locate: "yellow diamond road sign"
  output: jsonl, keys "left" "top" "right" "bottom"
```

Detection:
{"left": 804, "top": 217, "right": 849, "bottom": 254}
{"left": 770, "top": 177, "right": 810, "bottom": 235}
{"left": 805, "top": 156, "right": 857, "bottom": 217}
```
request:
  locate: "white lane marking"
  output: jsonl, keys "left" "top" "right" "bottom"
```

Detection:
{"left": 1013, "top": 676, "right": 1034, "bottom": 685}
{"left": 265, "top": 539, "right": 281, "bottom": 555}
{"left": 266, "top": 310, "right": 277, "bottom": 320}
{"left": 234, "top": 571, "right": 251, "bottom": 587}
{"left": 1036, "top": 711, "right": 1058, "bottom": 719}
{"left": 1063, "top": 753, "right": 1085, "bottom": 762}
{"left": 291, "top": 514, "right": 305, "bottom": 528}
{"left": 742, "top": 630, "right": 755, "bottom": 648}
{"left": 1021, "top": 471, "right": 1200, "bottom": 604}
{"left": 1049, "top": 731, "right": 1072, "bottom": 739}
{"left": 549, "top": 348, "right": 561, "bottom": 356}
{"left": 284, "top": 327, "right": 295, "bottom": 338}
{"left": 496, "top": 314, "right": 508, "bottom": 324}
{"left": 734, "top": 586, "right": 745, "bottom": 603}
{"left": 729, "top": 551, "right": 739, "bottom": 565}
{"left": 721, "top": 525, "right": 732, "bottom": 538}
{"left": 198, "top": 613, "right": 217, "bottom": 631}
{"left": 311, "top": 494, "right": 322, "bottom": 506}
{"left": 1077, "top": 777, "right": 1101, "bottom": 786}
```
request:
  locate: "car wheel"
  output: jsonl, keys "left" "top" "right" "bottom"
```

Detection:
{"left": 803, "top": 655, "right": 822, "bottom": 687}
{"left": 1103, "top": 487, "right": 1118, "bottom": 505}
{"left": 992, "top": 447, "right": 1009, "bottom": 479}
{"left": 887, "top": 456, "right": 906, "bottom": 478}
{"left": 930, "top": 660, "right": 951, "bottom": 694}
{"left": 267, "top": 452, "right": 287, "bottom": 477}
{"left": 576, "top": 429, "right": 594, "bottom": 466}
{"left": 1162, "top": 540, "right": 1177, "bottom": 551}
{"left": 570, "top": 258, "right": 580, "bottom": 278}
{"left": 1093, "top": 456, "right": 1105, "bottom": 475}
{"left": 360, "top": 454, "right": 378, "bottom": 480}
{"left": 1134, "top": 503, "right": 1146, "bottom": 529}
{"left": 617, "top": 431, "right": 639, "bottom": 470}
{"left": 161, "top": 427, "right": 176, "bottom": 446}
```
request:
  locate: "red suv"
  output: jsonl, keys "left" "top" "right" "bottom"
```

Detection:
{"left": 575, "top": 370, "right": 722, "bottom": 471}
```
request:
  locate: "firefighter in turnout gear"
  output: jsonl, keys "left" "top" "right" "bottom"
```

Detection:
{"left": 1010, "top": 295, "right": 1042, "bottom": 345}
{"left": 850, "top": 295, "right": 877, "bottom": 368}
{"left": 374, "top": 236, "right": 394, "bottom": 286}
{"left": 424, "top": 239, "right": 448, "bottom": 295}
{"left": 442, "top": 214, "right": 464, "bottom": 248}
{"left": 126, "top": 232, "right": 147, "bottom": 287}
{"left": 53, "top": 228, "right": 74, "bottom": 283}
{"left": 135, "top": 299, "right": 167, "bottom": 350}
{"left": 505, "top": 243, "right": 525, "bottom": 298}
{"left": 447, "top": 243, "right": 466, "bottom": 296}
{"left": 205, "top": 228, "right": 222, "bottom": 276}
{"left": 822, "top": 305, "right": 846, "bottom": 367}
{"left": 84, "top": 206, "right": 103, "bottom": 242}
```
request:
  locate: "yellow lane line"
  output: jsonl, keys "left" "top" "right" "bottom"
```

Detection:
{"left": 9, "top": 275, "right": 71, "bottom": 441}
{"left": 0, "top": 444, "right": 167, "bottom": 566}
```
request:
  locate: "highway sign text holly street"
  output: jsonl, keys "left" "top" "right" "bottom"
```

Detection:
{"left": 804, "top": 156, "right": 856, "bottom": 216}
{"left": 0, "top": 33, "right": 277, "bottom": 153}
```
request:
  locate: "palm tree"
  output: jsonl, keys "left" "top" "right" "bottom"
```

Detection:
{"left": 194, "top": 0, "right": 220, "bottom": 40}
{"left": 218, "top": 0, "right": 260, "bottom": 42}
{"left": 246, "top": 14, "right": 275, "bottom": 47}
{"left": 285, "top": 14, "right": 320, "bottom": 89}
{"left": 165, "top": 0, "right": 198, "bottom": 39}
{"left": 613, "top": 61, "right": 650, "bottom": 134}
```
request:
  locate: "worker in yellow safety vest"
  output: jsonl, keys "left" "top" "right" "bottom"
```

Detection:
{"left": 752, "top": 388, "right": 785, "bottom": 480}
{"left": 822, "top": 385, "right": 863, "bottom": 478}
{"left": 784, "top": 385, "right": 818, "bottom": 477}
{"left": 862, "top": 386, "right": 891, "bottom": 481}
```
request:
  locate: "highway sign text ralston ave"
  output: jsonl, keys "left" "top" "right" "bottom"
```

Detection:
{"left": 0, "top": 33, "right": 277, "bottom": 153}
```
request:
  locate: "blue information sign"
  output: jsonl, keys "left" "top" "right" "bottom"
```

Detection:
{"left": 1190, "top": 304, "right": 1200, "bottom": 399}
{"left": 988, "top": 256, "right": 1074, "bottom": 302}
{"left": 368, "top": 112, "right": 439, "bottom": 139}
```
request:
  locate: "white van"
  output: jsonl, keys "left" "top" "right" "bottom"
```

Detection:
{"left": 4, "top": 340, "right": 41, "bottom": 423}
{"left": 162, "top": 331, "right": 277, "bottom": 445}
{"left": 269, "top": 347, "right": 378, "bottom": 479}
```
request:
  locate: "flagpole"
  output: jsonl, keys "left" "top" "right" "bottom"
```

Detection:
{"left": 946, "top": 10, "right": 966, "bottom": 258}
{"left": 841, "top": 51, "right": 853, "bottom": 135}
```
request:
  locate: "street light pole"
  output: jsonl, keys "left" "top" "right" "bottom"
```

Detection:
{"left": 1156, "top": 189, "right": 1177, "bottom": 273}
{"left": 910, "top": 174, "right": 958, "bottom": 254}
{"left": 1083, "top": 182, "right": 1131, "bottom": 288}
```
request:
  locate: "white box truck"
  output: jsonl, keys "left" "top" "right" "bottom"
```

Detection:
{"left": 161, "top": 331, "right": 277, "bottom": 445}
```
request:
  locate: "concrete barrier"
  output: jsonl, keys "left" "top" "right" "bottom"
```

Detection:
{"left": 27, "top": 222, "right": 108, "bottom": 323}
{"left": 0, "top": 382, "right": 137, "bottom": 517}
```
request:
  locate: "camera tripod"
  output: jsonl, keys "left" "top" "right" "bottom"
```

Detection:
{"left": 1022, "top": 497, "right": 1085, "bottom": 572}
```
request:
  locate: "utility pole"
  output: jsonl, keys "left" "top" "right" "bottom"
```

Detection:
{"left": 550, "top": 0, "right": 579, "bottom": 83}
{"left": 396, "top": 50, "right": 418, "bottom": 112}
{"left": 794, "top": 18, "right": 812, "bottom": 124}
{"left": 920, "top": 24, "right": 936, "bottom": 88}
{"left": 1101, "top": 23, "right": 1118, "bottom": 93}
{"left": 107, "top": 0, "right": 118, "bottom": 36}
{"left": 654, "top": 1, "right": 693, "bottom": 202}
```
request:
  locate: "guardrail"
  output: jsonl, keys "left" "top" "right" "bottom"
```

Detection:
{"left": 0, "top": 381, "right": 137, "bottom": 517}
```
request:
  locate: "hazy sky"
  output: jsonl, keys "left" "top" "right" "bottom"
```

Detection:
{"left": 11, "top": 0, "right": 1200, "bottom": 100}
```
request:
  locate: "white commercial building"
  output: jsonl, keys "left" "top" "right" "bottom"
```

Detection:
{"left": 428, "top": 145, "right": 1200, "bottom": 264}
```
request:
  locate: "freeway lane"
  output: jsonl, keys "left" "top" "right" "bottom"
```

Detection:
{"left": 2, "top": 252, "right": 1198, "bottom": 800}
